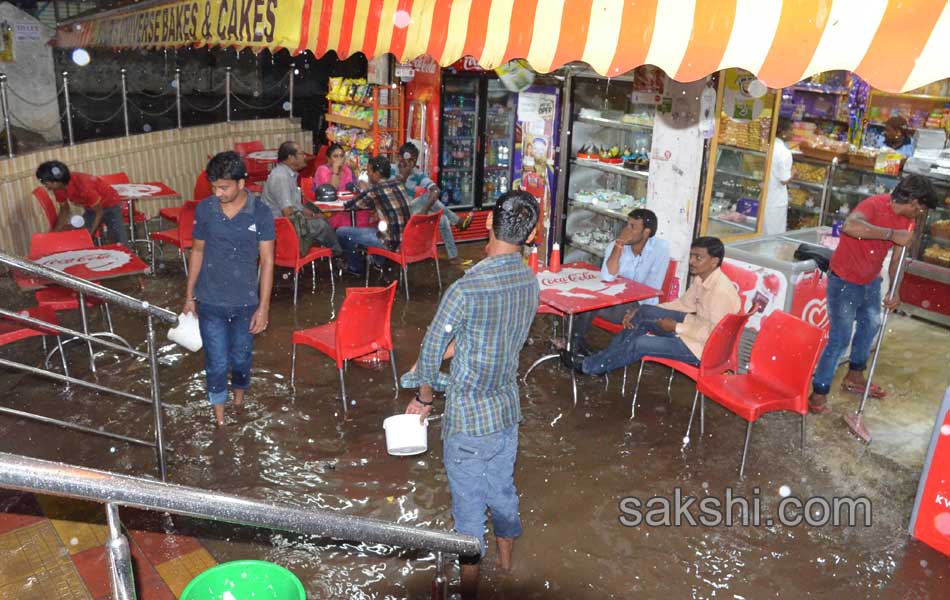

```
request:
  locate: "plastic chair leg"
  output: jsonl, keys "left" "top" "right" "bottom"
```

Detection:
{"left": 631, "top": 361, "right": 645, "bottom": 419}
{"left": 57, "top": 335, "right": 69, "bottom": 380}
{"left": 739, "top": 420, "right": 753, "bottom": 478}
{"left": 179, "top": 248, "right": 188, "bottom": 275}
{"left": 293, "top": 270, "right": 299, "bottom": 306}
{"left": 365, "top": 255, "right": 371, "bottom": 288}
{"left": 800, "top": 414, "right": 806, "bottom": 454}
{"left": 666, "top": 369, "right": 675, "bottom": 399}
{"left": 685, "top": 389, "right": 699, "bottom": 441}
{"left": 700, "top": 395, "right": 705, "bottom": 436}
{"left": 390, "top": 349, "right": 399, "bottom": 399}
{"left": 621, "top": 366, "right": 628, "bottom": 398}
{"left": 338, "top": 368, "right": 348, "bottom": 414}
{"left": 290, "top": 344, "right": 297, "bottom": 385}
{"left": 403, "top": 267, "right": 410, "bottom": 301}
{"left": 435, "top": 257, "right": 442, "bottom": 294}
{"left": 311, "top": 261, "right": 317, "bottom": 293}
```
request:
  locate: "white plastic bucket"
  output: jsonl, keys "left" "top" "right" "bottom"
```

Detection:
{"left": 383, "top": 414, "right": 428, "bottom": 456}
{"left": 168, "top": 312, "right": 203, "bottom": 352}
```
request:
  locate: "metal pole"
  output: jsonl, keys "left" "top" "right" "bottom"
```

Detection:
{"left": 146, "top": 315, "right": 168, "bottom": 482}
{"left": 62, "top": 71, "right": 74, "bottom": 145}
{"left": 552, "top": 71, "right": 573, "bottom": 253}
{"left": 0, "top": 452, "right": 482, "bottom": 557}
{"left": 0, "top": 73, "right": 14, "bottom": 158}
{"left": 225, "top": 66, "right": 231, "bottom": 122}
{"left": 120, "top": 68, "right": 130, "bottom": 136}
{"left": 104, "top": 504, "right": 136, "bottom": 600}
{"left": 288, "top": 62, "right": 294, "bottom": 118}
{"left": 175, "top": 67, "right": 182, "bottom": 129}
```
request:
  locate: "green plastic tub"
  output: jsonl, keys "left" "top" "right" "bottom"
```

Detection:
{"left": 180, "top": 560, "right": 306, "bottom": 600}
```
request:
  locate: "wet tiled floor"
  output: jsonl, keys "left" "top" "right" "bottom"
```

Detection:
{"left": 0, "top": 490, "right": 215, "bottom": 599}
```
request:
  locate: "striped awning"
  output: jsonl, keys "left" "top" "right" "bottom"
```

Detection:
{"left": 58, "top": 0, "right": 950, "bottom": 93}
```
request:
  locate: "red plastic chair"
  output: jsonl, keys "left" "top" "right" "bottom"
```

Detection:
{"left": 290, "top": 281, "right": 399, "bottom": 413}
{"left": 299, "top": 154, "right": 319, "bottom": 179}
{"left": 150, "top": 201, "right": 197, "bottom": 273}
{"left": 160, "top": 171, "right": 212, "bottom": 223}
{"left": 234, "top": 140, "right": 265, "bottom": 155}
{"left": 696, "top": 311, "right": 828, "bottom": 478}
{"left": 235, "top": 141, "right": 269, "bottom": 183}
{"left": 299, "top": 176, "right": 316, "bottom": 203}
{"left": 28, "top": 229, "right": 113, "bottom": 332}
{"left": 366, "top": 211, "right": 443, "bottom": 300}
{"left": 273, "top": 217, "right": 335, "bottom": 306}
{"left": 0, "top": 306, "right": 69, "bottom": 376}
{"left": 33, "top": 187, "right": 59, "bottom": 231}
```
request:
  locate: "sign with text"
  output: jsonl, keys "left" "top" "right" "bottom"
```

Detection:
{"left": 57, "top": 0, "right": 305, "bottom": 50}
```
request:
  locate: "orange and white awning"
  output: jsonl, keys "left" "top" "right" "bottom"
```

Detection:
{"left": 59, "top": 0, "right": 950, "bottom": 93}
{"left": 296, "top": 0, "right": 950, "bottom": 92}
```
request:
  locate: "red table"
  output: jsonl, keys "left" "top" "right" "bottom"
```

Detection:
{"left": 111, "top": 182, "right": 180, "bottom": 248}
{"left": 14, "top": 245, "right": 150, "bottom": 373}
{"left": 532, "top": 262, "right": 661, "bottom": 404}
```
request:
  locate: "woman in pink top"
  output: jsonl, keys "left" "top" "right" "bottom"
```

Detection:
{"left": 315, "top": 143, "right": 368, "bottom": 228}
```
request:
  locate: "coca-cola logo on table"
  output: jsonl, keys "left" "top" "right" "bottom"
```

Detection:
{"left": 111, "top": 183, "right": 163, "bottom": 198}
{"left": 36, "top": 249, "right": 132, "bottom": 273}
{"left": 539, "top": 271, "right": 599, "bottom": 287}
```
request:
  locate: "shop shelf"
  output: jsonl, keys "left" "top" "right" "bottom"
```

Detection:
{"left": 326, "top": 114, "right": 371, "bottom": 129}
{"left": 571, "top": 159, "right": 648, "bottom": 180}
{"left": 788, "top": 179, "right": 825, "bottom": 191}
{"left": 787, "top": 85, "right": 849, "bottom": 96}
{"left": 568, "top": 238, "right": 606, "bottom": 258}
{"left": 718, "top": 144, "right": 767, "bottom": 158}
{"left": 788, "top": 204, "right": 822, "bottom": 215}
{"left": 568, "top": 200, "right": 631, "bottom": 222}
{"left": 574, "top": 115, "right": 654, "bottom": 132}
{"left": 716, "top": 169, "right": 764, "bottom": 182}
{"left": 709, "top": 215, "right": 756, "bottom": 232}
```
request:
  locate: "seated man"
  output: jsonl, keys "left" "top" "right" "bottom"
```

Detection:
{"left": 337, "top": 156, "right": 413, "bottom": 276}
{"left": 563, "top": 237, "right": 741, "bottom": 376}
{"left": 568, "top": 209, "right": 669, "bottom": 354}
{"left": 35, "top": 160, "right": 129, "bottom": 246}
{"left": 392, "top": 143, "right": 473, "bottom": 264}
{"left": 261, "top": 141, "right": 342, "bottom": 256}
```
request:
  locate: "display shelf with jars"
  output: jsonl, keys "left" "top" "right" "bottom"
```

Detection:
{"left": 701, "top": 68, "right": 781, "bottom": 240}
{"left": 786, "top": 156, "right": 836, "bottom": 230}
{"left": 563, "top": 68, "right": 661, "bottom": 262}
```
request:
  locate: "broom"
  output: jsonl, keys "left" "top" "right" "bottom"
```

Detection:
{"left": 843, "top": 245, "right": 909, "bottom": 444}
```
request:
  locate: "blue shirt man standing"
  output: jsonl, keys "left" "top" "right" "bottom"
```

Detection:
{"left": 184, "top": 151, "right": 275, "bottom": 427}
{"left": 569, "top": 208, "right": 669, "bottom": 353}
{"left": 405, "top": 191, "right": 540, "bottom": 599}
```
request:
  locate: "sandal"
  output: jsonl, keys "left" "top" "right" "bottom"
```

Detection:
{"left": 840, "top": 381, "right": 887, "bottom": 399}
{"left": 808, "top": 397, "right": 831, "bottom": 415}
{"left": 457, "top": 213, "right": 474, "bottom": 231}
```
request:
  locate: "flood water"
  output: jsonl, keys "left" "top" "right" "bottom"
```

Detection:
{"left": 1, "top": 247, "right": 949, "bottom": 598}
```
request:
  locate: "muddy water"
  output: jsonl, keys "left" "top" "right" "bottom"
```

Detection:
{"left": 1, "top": 251, "right": 949, "bottom": 598}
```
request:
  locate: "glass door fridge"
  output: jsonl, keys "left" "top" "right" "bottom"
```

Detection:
{"left": 439, "top": 77, "right": 479, "bottom": 207}
{"left": 482, "top": 79, "right": 517, "bottom": 205}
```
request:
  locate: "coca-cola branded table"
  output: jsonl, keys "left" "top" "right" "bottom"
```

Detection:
{"left": 111, "top": 182, "right": 180, "bottom": 247}
{"left": 532, "top": 262, "right": 661, "bottom": 404}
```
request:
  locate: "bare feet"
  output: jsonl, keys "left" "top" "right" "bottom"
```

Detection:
{"left": 213, "top": 404, "right": 225, "bottom": 427}
{"left": 233, "top": 388, "right": 245, "bottom": 406}
{"left": 459, "top": 564, "right": 479, "bottom": 600}
{"left": 495, "top": 537, "right": 515, "bottom": 572}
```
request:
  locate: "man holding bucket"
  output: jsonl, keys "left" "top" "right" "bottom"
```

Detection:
{"left": 405, "top": 190, "right": 540, "bottom": 598}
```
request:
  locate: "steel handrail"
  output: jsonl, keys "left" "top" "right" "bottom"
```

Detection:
{"left": 0, "top": 452, "right": 482, "bottom": 557}
{"left": 0, "top": 251, "right": 178, "bottom": 325}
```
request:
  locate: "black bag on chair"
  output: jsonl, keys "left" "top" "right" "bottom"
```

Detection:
{"left": 794, "top": 243, "right": 834, "bottom": 272}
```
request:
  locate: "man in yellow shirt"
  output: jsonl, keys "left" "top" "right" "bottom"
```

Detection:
{"left": 563, "top": 237, "right": 741, "bottom": 375}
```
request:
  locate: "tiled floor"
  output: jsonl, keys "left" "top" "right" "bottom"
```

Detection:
{"left": 0, "top": 490, "right": 217, "bottom": 599}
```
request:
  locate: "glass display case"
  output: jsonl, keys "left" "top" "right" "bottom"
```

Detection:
{"left": 439, "top": 78, "right": 479, "bottom": 206}
{"left": 786, "top": 156, "right": 834, "bottom": 231}
{"left": 825, "top": 165, "right": 898, "bottom": 227}
{"left": 707, "top": 145, "right": 766, "bottom": 236}
{"left": 482, "top": 79, "right": 516, "bottom": 200}
{"left": 563, "top": 69, "right": 660, "bottom": 261}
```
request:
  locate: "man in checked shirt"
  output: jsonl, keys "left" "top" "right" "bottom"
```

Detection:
{"left": 405, "top": 190, "right": 540, "bottom": 598}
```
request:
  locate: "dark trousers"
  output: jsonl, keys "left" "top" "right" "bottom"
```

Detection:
{"left": 571, "top": 301, "right": 639, "bottom": 350}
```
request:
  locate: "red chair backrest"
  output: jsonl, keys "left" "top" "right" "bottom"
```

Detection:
{"left": 234, "top": 140, "right": 265, "bottom": 156}
{"left": 273, "top": 217, "right": 299, "bottom": 264}
{"left": 698, "top": 311, "right": 753, "bottom": 378}
{"left": 314, "top": 145, "right": 328, "bottom": 167}
{"left": 660, "top": 260, "right": 678, "bottom": 302}
{"left": 400, "top": 211, "right": 442, "bottom": 262}
{"left": 193, "top": 171, "right": 212, "bottom": 201}
{"left": 299, "top": 155, "right": 318, "bottom": 179}
{"left": 33, "top": 187, "right": 58, "bottom": 231}
{"left": 29, "top": 229, "right": 95, "bottom": 259}
{"left": 177, "top": 201, "right": 199, "bottom": 244}
{"left": 748, "top": 311, "right": 827, "bottom": 410}
{"left": 299, "top": 177, "right": 316, "bottom": 203}
{"left": 335, "top": 282, "right": 398, "bottom": 364}
{"left": 99, "top": 172, "right": 130, "bottom": 185}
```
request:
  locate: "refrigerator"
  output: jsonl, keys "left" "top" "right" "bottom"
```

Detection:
{"left": 438, "top": 72, "right": 561, "bottom": 214}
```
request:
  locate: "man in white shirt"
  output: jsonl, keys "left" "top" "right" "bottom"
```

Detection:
{"left": 568, "top": 209, "right": 669, "bottom": 354}
{"left": 762, "top": 119, "right": 793, "bottom": 236}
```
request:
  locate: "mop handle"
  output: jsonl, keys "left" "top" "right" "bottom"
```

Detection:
{"left": 855, "top": 245, "right": 909, "bottom": 416}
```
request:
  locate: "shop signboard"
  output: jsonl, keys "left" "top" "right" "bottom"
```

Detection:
{"left": 721, "top": 258, "right": 788, "bottom": 330}
{"left": 909, "top": 388, "right": 950, "bottom": 556}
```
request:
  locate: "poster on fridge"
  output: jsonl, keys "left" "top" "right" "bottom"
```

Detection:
{"left": 720, "top": 258, "right": 788, "bottom": 330}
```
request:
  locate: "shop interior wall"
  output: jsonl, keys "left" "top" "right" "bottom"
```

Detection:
{"left": 0, "top": 3, "right": 62, "bottom": 144}
{"left": 646, "top": 79, "right": 709, "bottom": 284}
{"left": 0, "top": 118, "right": 309, "bottom": 256}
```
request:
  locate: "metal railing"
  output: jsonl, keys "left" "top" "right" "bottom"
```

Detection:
{"left": 0, "top": 452, "right": 478, "bottom": 598}
{"left": 0, "top": 250, "right": 177, "bottom": 480}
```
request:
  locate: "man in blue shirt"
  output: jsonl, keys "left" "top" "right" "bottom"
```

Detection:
{"left": 183, "top": 152, "right": 275, "bottom": 427}
{"left": 405, "top": 191, "right": 540, "bottom": 598}
{"left": 569, "top": 208, "right": 669, "bottom": 354}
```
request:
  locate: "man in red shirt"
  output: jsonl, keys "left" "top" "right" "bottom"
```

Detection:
{"left": 809, "top": 175, "right": 936, "bottom": 414}
{"left": 35, "top": 160, "right": 128, "bottom": 246}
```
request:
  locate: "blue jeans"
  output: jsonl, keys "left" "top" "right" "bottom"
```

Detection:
{"left": 411, "top": 197, "right": 459, "bottom": 259}
{"left": 812, "top": 273, "right": 882, "bottom": 395}
{"left": 197, "top": 302, "right": 256, "bottom": 405}
{"left": 336, "top": 226, "right": 388, "bottom": 274}
{"left": 444, "top": 424, "right": 522, "bottom": 556}
{"left": 581, "top": 305, "right": 698, "bottom": 375}
{"left": 84, "top": 204, "right": 129, "bottom": 246}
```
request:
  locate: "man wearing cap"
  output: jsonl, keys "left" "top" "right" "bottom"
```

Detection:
{"left": 35, "top": 160, "right": 129, "bottom": 246}
{"left": 392, "top": 143, "right": 473, "bottom": 264}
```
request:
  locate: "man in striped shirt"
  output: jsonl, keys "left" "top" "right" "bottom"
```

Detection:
{"left": 406, "top": 190, "right": 540, "bottom": 598}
